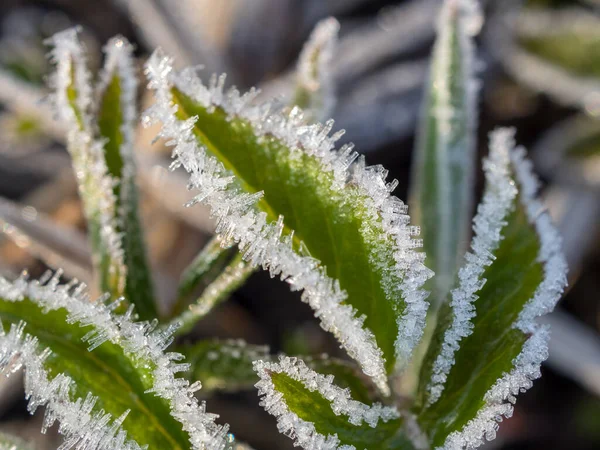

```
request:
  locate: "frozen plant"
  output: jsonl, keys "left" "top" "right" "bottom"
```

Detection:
{"left": 0, "top": 0, "right": 567, "bottom": 449}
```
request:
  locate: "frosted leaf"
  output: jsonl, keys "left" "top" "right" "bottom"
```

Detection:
{"left": 144, "top": 50, "right": 433, "bottom": 395}
{"left": 426, "top": 129, "right": 518, "bottom": 405}
{"left": 435, "top": 129, "right": 567, "bottom": 449}
{"left": 411, "top": 0, "right": 481, "bottom": 313}
{"left": 253, "top": 356, "right": 400, "bottom": 450}
{"left": 295, "top": 17, "right": 339, "bottom": 121}
{"left": 46, "top": 28, "right": 126, "bottom": 296}
{"left": 0, "top": 272, "right": 229, "bottom": 450}
{"left": 440, "top": 328, "right": 549, "bottom": 450}
{"left": 0, "top": 321, "right": 144, "bottom": 450}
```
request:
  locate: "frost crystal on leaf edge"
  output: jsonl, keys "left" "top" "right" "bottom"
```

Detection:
{"left": 0, "top": 272, "right": 229, "bottom": 450}
{"left": 439, "top": 129, "right": 568, "bottom": 449}
{"left": 253, "top": 356, "right": 400, "bottom": 450}
{"left": 46, "top": 28, "right": 127, "bottom": 295}
{"left": 0, "top": 321, "right": 143, "bottom": 450}
{"left": 426, "top": 128, "right": 518, "bottom": 406}
{"left": 144, "top": 50, "right": 433, "bottom": 394}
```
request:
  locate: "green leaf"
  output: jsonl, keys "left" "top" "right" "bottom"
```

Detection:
{"left": 0, "top": 432, "right": 34, "bottom": 450}
{"left": 96, "top": 36, "right": 157, "bottom": 320}
{"left": 172, "top": 252, "right": 254, "bottom": 336}
{"left": 416, "top": 130, "right": 567, "bottom": 448}
{"left": 178, "top": 339, "right": 376, "bottom": 402}
{"left": 48, "top": 29, "right": 126, "bottom": 301}
{"left": 0, "top": 271, "right": 230, "bottom": 449}
{"left": 146, "top": 51, "right": 431, "bottom": 394}
{"left": 172, "top": 235, "right": 238, "bottom": 317}
{"left": 0, "top": 296, "right": 188, "bottom": 449}
{"left": 254, "top": 356, "right": 412, "bottom": 450}
{"left": 178, "top": 339, "right": 269, "bottom": 392}
{"left": 410, "top": 0, "right": 480, "bottom": 312}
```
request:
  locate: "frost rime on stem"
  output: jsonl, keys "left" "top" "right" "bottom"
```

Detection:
{"left": 438, "top": 129, "right": 568, "bottom": 449}
{"left": 253, "top": 356, "right": 399, "bottom": 450}
{"left": 0, "top": 272, "right": 229, "bottom": 450}
{"left": 144, "top": 51, "right": 432, "bottom": 394}
{"left": 426, "top": 129, "right": 518, "bottom": 406}
{"left": 0, "top": 321, "right": 144, "bottom": 450}
{"left": 46, "top": 28, "right": 126, "bottom": 295}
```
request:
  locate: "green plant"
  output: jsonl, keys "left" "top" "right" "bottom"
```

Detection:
{"left": 0, "top": 1, "right": 568, "bottom": 450}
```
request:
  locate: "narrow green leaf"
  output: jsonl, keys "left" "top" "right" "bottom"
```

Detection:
{"left": 96, "top": 36, "right": 157, "bottom": 319}
{"left": 503, "top": 7, "right": 600, "bottom": 108}
{"left": 179, "top": 339, "right": 269, "bottom": 392}
{"left": 410, "top": 0, "right": 481, "bottom": 312}
{"left": 0, "top": 271, "right": 230, "bottom": 449}
{"left": 0, "top": 432, "right": 33, "bottom": 450}
{"left": 254, "top": 356, "right": 411, "bottom": 450}
{"left": 145, "top": 50, "right": 432, "bottom": 394}
{"left": 172, "top": 252, "right": 254, "bottom": 336}
{"left": 293, "top": 17, "right": 339, "bottom": 122}
{"left": 172, "top": 235, "right": 238, "bottom": 317}
{"left": 178, "top": 339, "right": 376, "bottom": 403}
{"left": 417, "top": 130, "right": 568, "bottom": 449}
{"left": 47, "top": 29, "right": 126, "bottom": 300}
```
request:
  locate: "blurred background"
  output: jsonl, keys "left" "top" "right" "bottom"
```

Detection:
{"left": 0, "top": 0, "right": 599, "bottom": 448}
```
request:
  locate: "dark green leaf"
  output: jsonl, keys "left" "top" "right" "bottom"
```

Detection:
{"left": 97, "top": 37, "right": 157, "bottom": 320}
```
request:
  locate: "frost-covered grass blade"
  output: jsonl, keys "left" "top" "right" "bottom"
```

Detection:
{"left": 97, "top": 36, "right": 157, "bottom": 319}
{"left": 416, "top": 129, "right": 568, "bottom": 449}
{"left": 0, "top": 431, "right": 33, "bottom": 450}
{"left": 144, "top": 50, "right": 432, "bottom": 395}
{"left": 47, "top": 28, "right": 126, "bottom": 302}
{"left": 410, "top": 0, "right": 481, "bottom": 312}
{"left": 253, "top": 356, "right": 408, "bottom": 450}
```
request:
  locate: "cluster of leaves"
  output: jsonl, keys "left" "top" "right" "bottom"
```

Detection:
{"left": 0, "top": 1, "right": 569, "bottom": 450}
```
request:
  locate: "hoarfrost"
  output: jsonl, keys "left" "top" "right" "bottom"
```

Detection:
{"left": 46, "top": 28, "right": 126, "bottom": 295}
{"left": 426, "top": 129, "right": 518, "bottom": 406}
{"left": 0, "top": 321, "right": 144, "bottom": 450}
{"left": 144, "top": 49, "right": 433, "bottom": 394}
{"left": 253, "top": 356, "right": 400, "bottom": 450}
{"left": 0, "top": 272, "right": 229, "bottom": 450}
{"left": 438, "top": 128, "right": 568, "bottom": 449}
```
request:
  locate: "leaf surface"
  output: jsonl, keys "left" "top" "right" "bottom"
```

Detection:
{"left": 96, "top": 37, "right": 157, "bottom": 320}
{"left": 417, "top": 130, "right": 568, "bottom": 449}
{"left": 254, "top": 357, "right": 411, "bottom": 450}
{"left": 0, "top": 296, "right": 189, "bottom": 450}
{"left": 410, "top": 0, "right": 480, "bottom": 311}
{"left": 146, "top": 55, "right": 431, "bottom": 391}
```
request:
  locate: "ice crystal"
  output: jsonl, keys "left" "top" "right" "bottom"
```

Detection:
{"left": 144, "top": 51, "right": 432, "bottom": 395}
{"left": 295, "top": 17, "right": 339, "bottom": 120}
{"left": 0, "top": 321, "right": 144, "bottom": 450}
{"left": 426, "top": 129, "right": 518, "bottom": 406}
{"left": 46, "top": 28, "right": 126, "bottom": 294}
{"left": 441, "top": 327, "right": 549, "bottom": 450}
{"left": 0, "top": 272, "right": 229, "bottom": 450}
{"left": 253, "top": 356, "right": 399, "bottom": 450}
{"left": 437, "top": 129, "right": 568, "bottom": 449}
